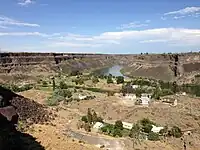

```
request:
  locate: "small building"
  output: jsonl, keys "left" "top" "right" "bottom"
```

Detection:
{"left": 173, "top": 99, "right": 178, "bottom": 106}
{"left": 132, "top": 85, "right": 139, "bottom": 89}
{"left": 182, "top": 92, "right": 186, "bottom": 96}
{"left": 124, "top": 94, "right": 137, "bottom": 101}
{"left": 151, "top": 125, "right": 164, "bottom": 133}
{"left": 122, "top": 122, "right": 133, "bottom": 130}
{"left": 140, "top": 97, "right": 150, "bottom": 105}
{"left": 93, "top": 122, "right": 104, "bottom": 129}
{"left": 78, "top": 95, "right": 87, "bottom": 100}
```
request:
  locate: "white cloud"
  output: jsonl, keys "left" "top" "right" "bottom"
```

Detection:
{"left": 117, "top": 21, "right": 148, "bottom": 30}
{"left": 173, "top": 15, "right": 186, "bottom": 19}
{"left": 45, "top": 28, "right": 200, "bottom": 48}
{"left": 48, "top": 42, "right": 102, "bottom": 48}
{"left": 18, "top": 0, "right": 35, "bottom": 6}
{"left": 164, "top": 7, "right": 200, "bottom": 15}
{"left": 0, "top": 32, "right": 47, "bottom": 37}
{"left": 0, "top": 15, "right": 39, "bottom": 28}
{"left": 163, "top": 7, "right": 200, "bottom": 20}
{"left": 1, "top": 28, "right": 200, "bottom": 50}
{"left": 140, "top": 39, "right": 168, "bottom": 43}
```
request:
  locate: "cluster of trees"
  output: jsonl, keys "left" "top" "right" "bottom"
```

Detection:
{"left": 81, "top": 108, "right": 103, "bottom": 132}
{"left": 121, "top": 82, "right": 146, "bottom": 97}
{"left": 46, "top": 88, "right": 72, "bottom": 106}
{"left": 101, "top": 120, "right": 124, "bottom": 137}
{"left": 107, "top": 75, "right": 114, "bottom": 84}
{"left": 116, "top": 76, "right": 124, "bottom": 84}
{"left": 132, "top": 79, "right": 154, "bottom": 87}
{"left": 129, "top": 118, "right": 182, "bottom": 142}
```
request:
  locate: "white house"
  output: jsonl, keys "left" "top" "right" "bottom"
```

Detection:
{"left": 151, "top": 125, "right": 164, "bottom": 133}
{"left": 122, "top": 122, "right": 133, "bottom": 130}
{"left": 140, "top": 97, "right": 150, "bottom": 105}
{"left": 140, "top": 93, "right": 151, "bottom": 105}
{"left": 78, "top": 94, "right": 87, "bottom": 100}
{"left": 124, "top": 94, "right": 137, "bottom": 101}
{"left": 93, "top": 122, "right": 104, "bottom": 129}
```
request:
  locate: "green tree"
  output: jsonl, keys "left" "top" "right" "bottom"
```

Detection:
{"left": 169, "top": 126, "right": 182, "bottom": 138}
{"left": 53, "top": 89, "right": 72, "bottom": 98}
{"left": 115, "top": 120, "right": 123, "bottom": 130}
{"left": 52, "top": 77, "right": 56, "bottom": 91}
{"left": 116, "top": 76, "right": 124, "bottom": 84}
{"left": 142, "top": 124, "right": 153, "bottom": 133}
{"left": 107, "top": 76, "right": 113, "bottom": 84}
{"left": 148, "top": 132, "right": 160, "bottom": 141}
{"left": 81, "top": 116, "right": 88, "bottom": 123}
{"left": 92, "top": 111, "right": 98, "bottom": 123}
{"left": 129, "top": 123, "right": 141, "bottom": 148}
{"left": 129, "top": 123, "right": 140, "bottom": 138}
{"left": 59, "top": 81, "right": 68, "bottom": 89}
{"left": 113, "top": 129, "right": 122, "bottom": 137}
{"left": 87, "top": 108, "right": 93, "bottom": 124}
{"left": 46, "top": 95, "right": 64, "bottom": 106}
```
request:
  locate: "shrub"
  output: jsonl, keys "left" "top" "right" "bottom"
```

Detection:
{"left": 101, "top": 126, "right": 108, "bottom": 133}
{"left": 129, "top": 123, "right": 141, "bottom": 138}
{"left": 107, "top": 76, "right": 113, "bottom": 84}
{"left": 140, "top": 118, "right": 156, "bottom": 127}
{"left": 161, "top": 89, "right": 174, "bottom": 96}
{"left": 42, "top": 80, "right": 48, "bottom": 87}
{"left": 53, "top": 89, "right": 72, "bottom": 98}
{"left": 59, "top": 81, "right": 68, "bottom": 89}
{"left": 169, "top": 126, "right": 182, "bottom": 138}
{"left": 83, "top": 123, "right": 91, "bottom": 132}
{"left": 81, "top": 116, "right": 88, "bottom": 123}
{"left": 115, "top": 120, "right": 123, "bottom": 130}
{"left": 116, "top": 76, "right": 124, "bottom": 84}
{"left": 142, "top": 124, "right": 153, "bottom": 133}
{"left": 113, "top": 129, "right": 122, "bottom": 137}
{"left": 92, "top": 76, "right": 99, "bottom": 84}
{"left": 148, "top": 132, "right": 160, "bottom": 141}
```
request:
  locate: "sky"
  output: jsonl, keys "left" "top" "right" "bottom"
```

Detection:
{"left": 0, "top": 0, "right": 200, "bottom": 54}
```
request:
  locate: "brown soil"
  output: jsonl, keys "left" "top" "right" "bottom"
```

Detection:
{"left": 183, "top": 62, "right": 200, "bottom": 73}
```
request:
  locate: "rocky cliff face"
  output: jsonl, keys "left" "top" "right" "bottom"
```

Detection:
{"left": 0, "top": 52, "right": 113, "bottom": 74}
{"left": 1, "top": 52, "right": 200, "bottom": 83}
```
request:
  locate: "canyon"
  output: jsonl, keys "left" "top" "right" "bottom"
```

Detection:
{"left": 1, "top": 52, "right": 200, "bottom": 83}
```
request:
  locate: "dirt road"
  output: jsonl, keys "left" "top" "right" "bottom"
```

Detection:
{"left": 65, "top": 129, "right": 126, "bottom": 150}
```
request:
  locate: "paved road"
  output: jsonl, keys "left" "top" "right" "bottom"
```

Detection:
{"left": 65, "top": 129, "right": 126, "bottom": 150}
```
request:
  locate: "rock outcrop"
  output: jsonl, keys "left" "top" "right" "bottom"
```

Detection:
{"left": 0, "top": 86, "right": 46, "bottom": 150}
